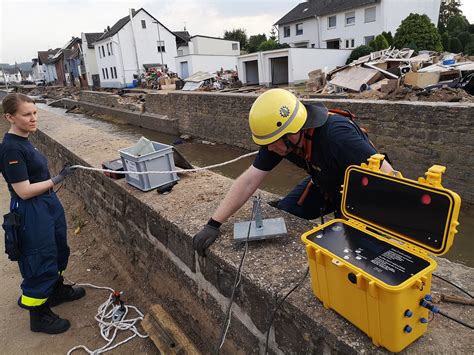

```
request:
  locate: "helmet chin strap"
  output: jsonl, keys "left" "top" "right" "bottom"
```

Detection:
{"left": 282, "top": 132, "right": 303, "bottom": 153}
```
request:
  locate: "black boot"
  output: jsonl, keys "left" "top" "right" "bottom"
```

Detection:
{"left": 30, "top": 302, "right": 70, "bottom": 334}
{"left": 49, "top": 276, "right": 86, "bottom": 307}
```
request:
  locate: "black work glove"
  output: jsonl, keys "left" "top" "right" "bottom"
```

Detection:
{"left": 193, "top": 220, "right": 221, "bottom": 257}
{"left": 51, "top": 164, "right": 77, "bottom": 185}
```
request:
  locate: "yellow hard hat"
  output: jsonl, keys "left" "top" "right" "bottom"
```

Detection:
{"left": 249, "top": 89, "right": 307, "bottom": 146}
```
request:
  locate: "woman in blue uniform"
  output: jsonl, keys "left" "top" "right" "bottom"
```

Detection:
{"left": 0, "top": 93, "right": 85, "bottom": 334}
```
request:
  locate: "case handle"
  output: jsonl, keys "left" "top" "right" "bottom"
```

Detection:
{"left": 418, "top": 165, "right": 446, "bottom": 188}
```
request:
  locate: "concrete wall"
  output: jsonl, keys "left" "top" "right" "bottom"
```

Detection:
{"left": 237, "top": 48, "right": 350, "bottom": 85}
{"left": 175, "top": 54, "right": 238, "bottom": 78}
{"left": 143, "top": 92, "right": 474, "bottom": 204}
{"left": 191, "top": 36, "right": 240, "bottom": 55}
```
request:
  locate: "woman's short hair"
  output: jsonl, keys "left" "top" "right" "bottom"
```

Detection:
{"left": 2, "top": 93, "right": 35, "bottom": 116}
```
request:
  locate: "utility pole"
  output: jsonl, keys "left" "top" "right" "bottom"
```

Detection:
{"left": 129, "top": 8, "right": 141, "bottom": 79}
{"left": 152, "top": 20, "right": 164, "bottom": 70}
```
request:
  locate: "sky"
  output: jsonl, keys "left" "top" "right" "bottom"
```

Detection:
{"left": 0, "top": 0, "right": 473, "bottom": 64}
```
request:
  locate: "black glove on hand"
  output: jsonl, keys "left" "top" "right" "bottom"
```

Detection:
{"left": 51, "top": 164, "right": 77, "bottom": 185}
{"left": 193, "top": 220, "right": 221, "bottom": 257}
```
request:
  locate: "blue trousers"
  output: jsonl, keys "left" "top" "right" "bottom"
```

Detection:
{"left": 11, "top": 192, "right": 70, "bottom": 309}
{"left": 276, "top": 176, "right": 335, "bottom": 220}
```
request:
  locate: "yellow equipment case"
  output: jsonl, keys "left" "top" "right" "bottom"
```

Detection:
{"left": 301, "top": 154, "right": 461, "bottom": 352}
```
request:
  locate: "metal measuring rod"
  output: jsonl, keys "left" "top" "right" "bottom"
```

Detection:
{"left": 233, "top": 195, "right": 288, "bottom": 242}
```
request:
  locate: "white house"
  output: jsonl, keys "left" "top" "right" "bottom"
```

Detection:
{"left": 81, "top": 32, "right": 103, "bottom": 88}
{"left": 2, "top": 68, "right": 22, "bottom": 84}
{"left": 37, "top": 49, "right": 59, "bottom": 83}
{"left": 174, "top": 33, "right": 240, "bottom": 79}
{"left": 238, "top": 47, "right": 350, "bottom": 86}
{"left": 275, "top": 0, "right": 441, "bottom": 49}
{"left": 93, "top": 8, "right": 178, "bottom": 88}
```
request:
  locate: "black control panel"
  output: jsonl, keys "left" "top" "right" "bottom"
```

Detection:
{"left": 306, "top": 222, "right": 430, "bottom": 286}
{"left": 344, "top": 169, "right": 454, "bottom": 253}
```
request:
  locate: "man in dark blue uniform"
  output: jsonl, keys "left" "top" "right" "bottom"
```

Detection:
{"left": 193, "top": 89, "right": 393, "bottom": 256}
{"left": 1, "top": 93, "right": 85, "bottom": 334}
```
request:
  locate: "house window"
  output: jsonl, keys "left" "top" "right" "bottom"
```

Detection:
{"left": 328, "top": 15, "right": 337, "bottom": 28}
{"left": 110, "top": 43, "right": 113, "bottom": 55}
{"left": 345, "top": 39, "right": 355, "bottom": 48}
{"left": 98, "top": 48, "right": 102, "bottom": 58}
{"left": 113, "top": 67, "right": 117, "bottom": 79}
{"left": 283, "top": 26, "right": 290, "bottom": 37}
{"left": 157, "top": 40, "right": 165, "bottom": 53}
{"left": 102, "top": 68, "right": 105, "bottom": 79}
{"left": 177, "top": 49, "right": 183, "bottom": 56}
{"left": 296, "top": 23, "right": 303, "bottom": 35}
{"left": 110, "top": 67, "right": 114, "bottom": 78}
{"left": 364, "top": 35, "right": 375, "bottom": 45}
{"left": 345, "top": 12, "right": 355, "bottom": 26}
{"left": 107, "top": 44, "right": 110, "bottom": 56}
{"left": 365, "top": 7, "right": 376, "bottom": 23}
{"left": 105, "top": 67, "right": 109, "bottom": 79}
{"left": 101, "top": 46, "right": 105, "bottom": 57}
{"left": 232, "top": 43, "right": 238, "bottom": 50}
{"left": 141, "top": 20, "right": 146, "bottom": 29}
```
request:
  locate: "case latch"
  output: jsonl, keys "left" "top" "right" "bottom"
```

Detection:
{"left": 361, "top": 153, "right": 385, "bottom": 172}
{"left": 418, "top": 165, "right": 446, "bottom": 188}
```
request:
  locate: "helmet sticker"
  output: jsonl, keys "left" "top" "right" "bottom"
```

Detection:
{"left": 279, "top": 106, "right": 290, "bottom": 118}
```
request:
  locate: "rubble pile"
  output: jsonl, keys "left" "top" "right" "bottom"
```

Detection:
{"left": 308, "top": 48, "right": 474, "bottom": 102}
{"left": 181, "top": 69, "right": 244, "bottom": 92}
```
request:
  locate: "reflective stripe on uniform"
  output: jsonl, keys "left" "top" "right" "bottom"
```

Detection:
{"left": 21, "top": 294, "right": 48, "bottom": 307}
{"left": 253, "top": 99, "right": 300, "bottom": 141}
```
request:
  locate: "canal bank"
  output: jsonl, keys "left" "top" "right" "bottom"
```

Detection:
{"left": 51, "top": 92, "right": 474, "bottom": 267}
{"left": 3, "top": 104, "right": 471, "bottom": 353}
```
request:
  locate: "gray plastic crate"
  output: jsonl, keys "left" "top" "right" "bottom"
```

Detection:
{"left": 119, "top": 141, "right": 179, "bottom": 191}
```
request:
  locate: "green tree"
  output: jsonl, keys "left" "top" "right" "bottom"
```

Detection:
{"left": 247, "top": 34, "right": 267, "bottom": 53}
{"left": 381, "top": 31, "right": 393, "bottom": 46}
{"left": 368, "top": 39, "right": 377, "bottom": 50}
{"left": 393, "top": 13, "right": 443, "bottom": 52}
{"left": 269, "top": 27, "right": 277, "bottom": 41}
{"left": 441, "top": 32, "right": 450, "bottom": 51}
{"left": 457, "top": 31, "right": 471, "bottom": 51}
{"left": 448, "top": 37, "right": 462, "bottom": 52}
{"left": 374, "top": 34, "right": 389, "bottom": 50}
{"left": 256, "top": 39, "right": 283, "bottom": 52}
{"left": 345, "top": 45, "right": 372, "bottom": 64}
{"left": 438, "top": 0, "right": 462, "bottom": 33}
{"left": 446, "top": 15, "right": 470, "bottom": 36}
{"left": 224, "top": 28, "right": 248, "bottom": 51}
{"left": 465, "top": 41, "right": 474, "bottom": 55}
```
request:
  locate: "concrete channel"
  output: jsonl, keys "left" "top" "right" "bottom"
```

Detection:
{"left": 1, "top": 89, "right": 473, "bottom": 353}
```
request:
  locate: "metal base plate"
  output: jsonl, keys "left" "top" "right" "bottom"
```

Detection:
{"left": 233, "top": 218, "right": 287, "bottom": 242}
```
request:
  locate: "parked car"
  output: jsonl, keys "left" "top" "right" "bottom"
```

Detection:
{"left": 35, "top": 79, "right": 46, "bottom": 86}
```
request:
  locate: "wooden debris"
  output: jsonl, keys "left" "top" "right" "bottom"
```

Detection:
{"left": 142, "top": 304, "right": 201, "bottom": 355}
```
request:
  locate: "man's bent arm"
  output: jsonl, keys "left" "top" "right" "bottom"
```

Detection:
{"left": 212, "top": 165, "right": 269, "bottom": 223}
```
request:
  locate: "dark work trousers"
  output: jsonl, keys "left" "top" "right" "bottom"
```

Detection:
{"left": 11, "top": 192, "right": 70, "bottom": 309}
{"left": 277, "top": 176, "right": 335, "bottom": 220}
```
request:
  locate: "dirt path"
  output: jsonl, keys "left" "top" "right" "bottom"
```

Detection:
{"left": 0, "top": 120, "right": 157, "bottom": 354}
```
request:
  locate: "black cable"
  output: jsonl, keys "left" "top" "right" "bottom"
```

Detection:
{"left": 437, "top": 310, "right": 474, "bottom": 330}
{"left": 433, "top": 273, "right": 473, "bottom": 299}
{"left": 264, "top": 267, "right": 310, "bottom": 354}
{"left": 216, "top": 200, "right": 255, "bottom": 354}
